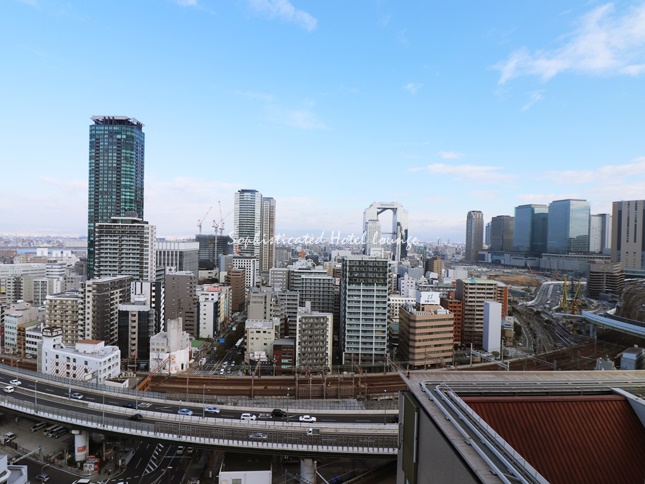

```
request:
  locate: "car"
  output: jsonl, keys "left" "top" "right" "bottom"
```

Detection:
{"left": 249, "top": 432, "right": 268, "bottom": 440}
{"left": 129, "top": 413, "right": 144, "bottom": 421}
{"left": 3, "top": 386, "right": 14, "bottom": 393}
{"left": 9, "top": 379, "right": 21, "bottom": 386}
{"left": 178, "top": 408, "right": 193, "bottom": 416}
{"left": 186, "top": 446, "right": 194, "bottom": 455}
{"left": 299, "top": 415, "right": 317, "bottom": 423}
{"left": 72, "top": 479, "right": 92, "bottom": 484}
{"left": 272, "top": 408, "right": 287, "bottom": 418}
{"left": 35, "top": 474, "right": 50, "bottom": 482}
{"left": 177, "top": 446, "right": 185, "bottom": 455}
{"left": 70, "top": 392, "right": 84, "bottom": 399}
{"left": 240, "top": 413, "right": 257, "bottom": 421}
{"left": 124, "top": 402, "right": 138, "bottom": 409}
{"left": 204, "top": 406, "right": 220, "bottom": 414}
{"left": 4, "top": 432, "right": 16, "bottom": 442}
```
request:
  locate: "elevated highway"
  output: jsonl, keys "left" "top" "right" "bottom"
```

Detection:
{"left": 0, "top": 367, "right": 399, "bottom": 458}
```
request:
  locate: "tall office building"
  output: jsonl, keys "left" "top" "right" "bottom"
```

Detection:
{"left": 94, "top": 216, "right": 156, "bottom": 282}
{"left": 465, "top": 211, "right": 484, "bottom": 263}
{"left": 88, "top": 116, "right": 145, "bottom": 279}
{"left": 340, "top": 256, "right": 389, "bottom": 365}
{"left": 363, "top": 202, "right": 409, "bottom": 262}
{"left": 513, "top": 204, "right": 548, "bottom": 253}
{"left": 611, "top": 200, "right": 645, "bottom": 270}
{"left": 157, "top": 240, "right": 199, "bottom": 279}
{"left": 589, "top": 214, "right": 612, "bottom": 254}
{"left": 547, "top": 199, "right": 590, "bottom": 254}
{"left": 233, "top": 189, "right": 262, "bottom": 260}
{"left": 261, "top": 197, "right": 276, "bottom": 272}
{"left": 489, "top": 216, "right": 514, "bottom": 252}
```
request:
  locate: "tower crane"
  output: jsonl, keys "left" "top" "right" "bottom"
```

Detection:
{"left": 213, "top": 201, "right": 234, "bottom": 236}
{"left": 197, "top": 206, "right": 212, "bottom": 234}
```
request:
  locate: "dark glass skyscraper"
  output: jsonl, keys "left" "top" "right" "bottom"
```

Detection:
{"left": 513, "top": 204, "right": 548, "bottom": 253}
{"left": 87, "top": 116, "right": 145, "bottom": 279}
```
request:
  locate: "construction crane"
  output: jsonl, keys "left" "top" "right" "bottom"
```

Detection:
{"left": 197, "top": 206, "right": 212, "bottom": 234}
{"left": 213, "top": 201, "right": 234, "bottom": 236}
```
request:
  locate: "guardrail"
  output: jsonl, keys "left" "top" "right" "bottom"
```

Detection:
{"left": 0, "top": 394, "right": 399, "bottom": 457}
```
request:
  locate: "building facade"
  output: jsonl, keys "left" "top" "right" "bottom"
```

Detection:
{"left": 295, "top": 305, "right": 333, "bottom": 371}
{"left": 157, "top": 240, "right": 199, "bottom": 280}
{"left": 164, "top": 270, "right": 198, "bottom": 337}
{"left": 611, "top": 200, "right": 645, "bottom": 271}
{"left": 398, "top": 303, "right": 454, "bottom": 368}
{"left": 261, "top": 197, "right": 276, "bottom": 273}
{"left": 340, "top": 256, "right": 389, "bottom": 365}
{"left": 490, "top": 215, "right": 514, "bottom": 252}
{"left": 88, "top": 116, "right": 145, "bottom": 279}
{"left": 513, "top": 204, "right": 548, "bottom": 253}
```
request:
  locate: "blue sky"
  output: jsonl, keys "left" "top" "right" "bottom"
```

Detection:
{"left": 2, "top": 0, "right": 645, "bottom": 243}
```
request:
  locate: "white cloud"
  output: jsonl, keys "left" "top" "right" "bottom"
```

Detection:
{"left": 408, "top": 163, "right": 514, "bottom": 183}
{"left": 496, "top": 2, "right": 645, "bottom": 84}
{"left": 522, "top": 90, "right": 545, "bottom": 111}
{"left": 437, "top": 151, "right": 463, "bottom": 159}
{"left": 265, "top": 104, "right": 327, "bottom": 130}
{"left": 403, "top": 82, "right": 423, "bottom": 95}
{"left": 248, "top": 0, "right": 317, "bottom": 31}
{"left": 175, "top": 0, "right": 198, "bottom": 6}
{"left": 543, "top": 157, "right": 645, "bottom": 184}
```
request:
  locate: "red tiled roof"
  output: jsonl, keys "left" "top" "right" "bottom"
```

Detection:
{"left": 462, "top": 395, "right": 645, "bottom": 484}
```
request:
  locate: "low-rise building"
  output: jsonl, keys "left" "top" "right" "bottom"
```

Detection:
{"left": 40, "top": 327, "right": 121, "bottom": 382}
{"left": 149, "top": 318, "right": 191, "bottom": 374}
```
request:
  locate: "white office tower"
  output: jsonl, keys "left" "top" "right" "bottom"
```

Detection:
{"left": 231, "top": 256, "right": 258, "bottom": 288}
{"left": 45, "top": 290, "right": 83, "bottom": 346}
{"left": 156, "top": 240, "right": 199, "bottom": 279}
{"left": 269, "top": 267, "right": 290, "bottom": 290}
{"left": 149, "top": 317, "right": 191, "bottom": 374}
{"left": 611, "top": 200, "right": 645, "bottom": 270}
{"left": 399, "top": 273, "right": 417, "bottom": 298}
{"left": 296, "top": 303, "right": 333, "bottom": 371}
{"left": 198, "top": 286, "right": 220, "bottom": 338}
{"left": 483, "top": 301, "right": 502, "bottom": 353}
{"left": 94, "top": 216, "right": 157, "bottom": 282}
{"left": 363, "top": 202, "right": 409, "bottom": 262}
{"left": 261, "top": 197, "right": 276, "bottom": 272}
{"left": 388, "top": 295, "right": 416, "bottom": 323}
{"left": 340, "top": 256, "right": 389, "bottom": 365}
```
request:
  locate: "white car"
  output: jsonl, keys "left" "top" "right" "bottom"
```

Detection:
{"left": 204, "top": 406, "right": 220, "bottom": 414}
{"left": 9, "top": 379, "right": 21, "bottom": 386}
{"left": 240, "top": 413, "right": 257, "bottom": 421}
{"left": 70, "top": 392, "right": 84, "bottom": 400}
{"left": 299, "top": 415, "right": 317, "bottom": 423}
{"left": 3, "top": 386, "right": 14, "bottom": 393}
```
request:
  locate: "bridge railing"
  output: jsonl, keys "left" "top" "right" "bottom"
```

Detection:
{"left": 0, "top": 395, "right": 399, "bottom": 456}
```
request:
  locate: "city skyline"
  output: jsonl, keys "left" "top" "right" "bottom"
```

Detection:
{"left": 3, "top": 1, "right": 645, "bottom": 242}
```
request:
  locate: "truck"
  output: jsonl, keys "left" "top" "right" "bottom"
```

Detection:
{"left": 306, "top": 428, "right": 320, "bottom": 436}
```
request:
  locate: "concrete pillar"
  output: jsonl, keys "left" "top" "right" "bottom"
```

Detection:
{"left": 589, "top": 323, "right": 596, "bottom": 339}
{"left": 300, "top": 458, "right": 315, "bottom": 483}
{"left": 74, "top": 430, "right": 89, "bottom": 462}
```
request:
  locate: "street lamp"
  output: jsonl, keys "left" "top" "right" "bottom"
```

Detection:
{"left": 286, "top": 387, "right": 290, "bottom": 420}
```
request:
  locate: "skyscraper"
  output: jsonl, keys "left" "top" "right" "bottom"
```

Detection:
{"left": 589, "top": 213, "right": 612, "bottom": 254}
{"left": 513, "top": 204, "right": 548, "bottom": 253}
{"left": 611, "top": 200, "right": 645, "bottom": 270}
{"left": 261, "top": 197, "right": 276, "bottom": 272}
{"left": 465, "top": 211, "right": 484, "bottom": 263}
{"left": 490, "top": 216, "right": 514, "bottom": 252}
{"left": 547, "top": 199, "right": 590, "bottom": 254}
{"left": 88, "top": 116, "right": 145, "bottom": 279}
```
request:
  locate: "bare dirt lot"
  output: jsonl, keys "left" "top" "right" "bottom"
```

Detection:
{"left": 488, "top": 274, "right": 541, "bottom": 287}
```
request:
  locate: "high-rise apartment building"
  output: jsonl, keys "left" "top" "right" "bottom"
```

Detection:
{"left": 164, "top": 270, "right": 198, "bottom": 336}
{"left": 45, "top": 290, "right": 83, "bottom": 346}
{"left": 301, "top": 275, "right": 336, "bottom": 315}
{"left": 94, "top": 216, "right": 156, "bottom": 282}
{"left": 513, "top": 204, "right": 548, "bottom": 253}
{"left": 261, "top": 197, "right": 276, "bottom": 272}
{"left": 88, "top": 116, "right": 145, "bottom": 279}
{"left": 611, "top": 200, "right": 645, "bottom": 271}
{"left": 295, "top": 304, "right": 333, "bottom": 371}
{"left": 547, "top": 199, "right": 590, "bottom": 254}
{"left": 465, "top": 211, "right": 484, "bottom": 263}
{"left": 490, "top": 216, "right": 514, "bottom": 252}
{"left": 81, "top": 275, "right": 133, "bottom": 345}
{"left": 340, "top": 256, "right": 389, "bottom": 365}
{"left": 234, "top": 188, "right": 262, "bottom": 259}
{"left": 455, "top": 278, "right": 502, "bottom": 347}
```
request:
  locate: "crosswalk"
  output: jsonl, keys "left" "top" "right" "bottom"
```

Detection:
{"left": 143, "top": 443, "right": 165, "bottom": 475}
